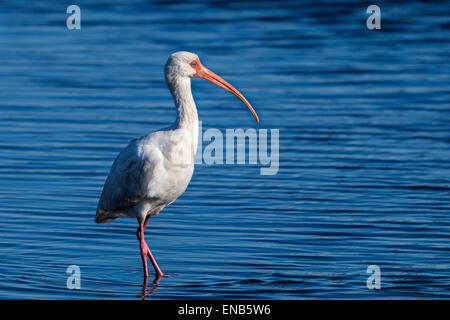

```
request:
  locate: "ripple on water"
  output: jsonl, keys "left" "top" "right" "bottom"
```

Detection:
{"left": 0, "top": 0, "right": 449, "bottom": 299}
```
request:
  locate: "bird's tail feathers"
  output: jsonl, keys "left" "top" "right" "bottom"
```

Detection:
{"left": 95, "top": 208, "right": 121, "bottom": 224}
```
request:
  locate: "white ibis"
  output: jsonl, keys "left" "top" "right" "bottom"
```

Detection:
{"left": 95, "top": 51, "right": 259, "bottom": 279}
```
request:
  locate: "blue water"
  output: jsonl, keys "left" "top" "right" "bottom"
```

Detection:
{"left": 0, "top": 0, "right": 449, "bottom": 299}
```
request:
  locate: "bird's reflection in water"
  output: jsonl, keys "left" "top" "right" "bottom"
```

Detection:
{"left": 138, "top": 275, "right": 162, "bottom": 300}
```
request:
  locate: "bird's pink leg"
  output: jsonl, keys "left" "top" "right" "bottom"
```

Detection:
{"left": 138, "top": 223, "right": 149, "bottom": 279}
{"left": 136, "top": 217, "right": 164, "bottom": 278}
{"left": 136, "top": 216, "right": 152, "bottom": 257}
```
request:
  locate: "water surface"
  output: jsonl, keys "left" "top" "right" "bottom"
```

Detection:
{"left": 0, "top": 0, "right": 449, "bottom": 299}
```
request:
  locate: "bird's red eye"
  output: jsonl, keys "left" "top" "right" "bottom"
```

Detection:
{"left": 191, "top": 61, "right": 197, "bottom": 68}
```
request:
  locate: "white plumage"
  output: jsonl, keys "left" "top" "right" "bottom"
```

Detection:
{"left": 95, "top": 51, "right": 259, "bottom": 279}
{"left": 96, "top": 122, "right": 197, "bottom": 224}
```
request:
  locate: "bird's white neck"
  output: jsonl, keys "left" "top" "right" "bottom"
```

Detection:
{"left": 168, "top": 76, "right": 199, "bottom": 155}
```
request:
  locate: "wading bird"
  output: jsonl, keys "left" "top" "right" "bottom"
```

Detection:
{"left": 95, "top": 51, "right": 259, "bottom": 280}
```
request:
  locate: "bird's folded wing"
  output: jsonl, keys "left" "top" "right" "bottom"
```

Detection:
{"left": 97, "top": 141, "right": 150, "bottom": 213}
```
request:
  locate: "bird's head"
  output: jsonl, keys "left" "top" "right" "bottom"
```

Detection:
{"left": 165, "top": 51, "right": 259, "bottom": 123}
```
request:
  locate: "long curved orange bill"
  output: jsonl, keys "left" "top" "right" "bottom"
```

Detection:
{"left": 195, "top": 64, "right": 259, "bottom": 123}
